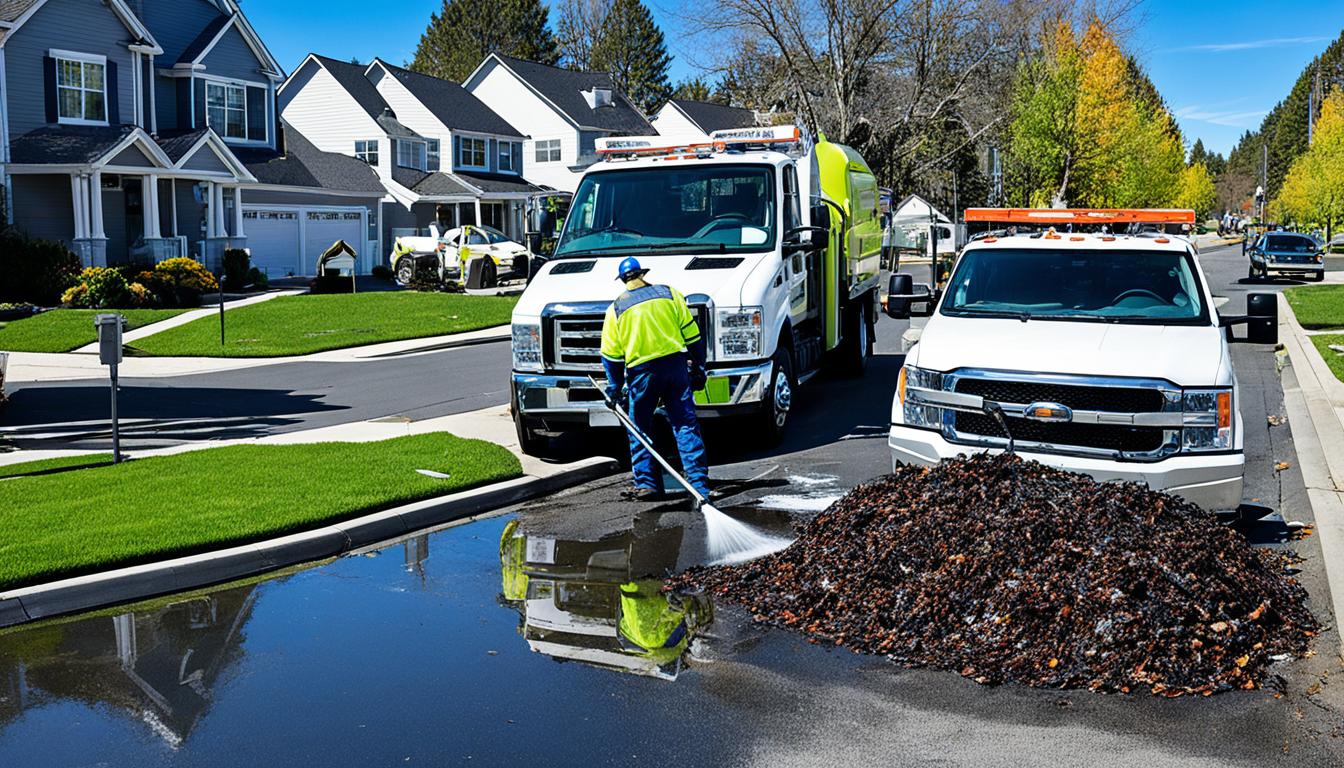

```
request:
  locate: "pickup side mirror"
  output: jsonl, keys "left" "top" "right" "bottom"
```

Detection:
{"left": 1220, "top": 291, "right": 1277, "bottom": 344}
{"left": 783, "top": 225, "right": 828, "bottom": 256}
{"left": 885, "top": 273, "right": 934, "bottom": 320}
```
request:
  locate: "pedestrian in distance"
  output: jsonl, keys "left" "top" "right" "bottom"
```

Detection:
{"left": 599, "top": 257, "right": 712, "bottom": 502}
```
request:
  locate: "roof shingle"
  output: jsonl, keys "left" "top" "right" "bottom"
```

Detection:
{"left": 232, "top": 124, "right": 385, "bottom": 195}
{"left": 668, "top": 99, "right": 757, "bottom": 134}
{"left": 9, "top": 125, "right": 137, "bottom": 164}
{"left": 493, "top": 54, "right": 654, "bottom": 135}
{"left": 375, "top": 60, "right": 521, "bottom": 138}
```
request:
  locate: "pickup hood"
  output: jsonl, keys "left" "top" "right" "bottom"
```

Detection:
{"left": 513, "top": 253, "right": 765, "bottom": 317}
{"left": 913, "top": 315, "right": 1226, "bottom": 387}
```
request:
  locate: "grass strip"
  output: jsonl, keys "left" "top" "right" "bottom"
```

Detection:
{"left": 130, "top": 292, "right": 517, "bottom": 357}
{"left": 1285, "top": 285, "right": 1344, "bottom": 330}
{"left": 0, "top": 454, "right": 114, "bottom": 479}
{"left": 1310, "top": 335, "right": 1344, "bottom": 384}
{"left": 0, "top": 309, "right": 188, "bottom": 353}
{"left": 0, "top": 433, "right": 521, "bottom": 590}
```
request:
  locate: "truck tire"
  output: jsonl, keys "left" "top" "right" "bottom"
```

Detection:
{"left": 840, "top": 293, "right": 874, "bottom": 377}
{"left": 482, "top": 259, "right": 498, "bottom": 289}
{"left": 754, "top": 346, "right": 794, "bottom": 445}
{"left": 395, "top": 256, "right": 416, "bottom": 287}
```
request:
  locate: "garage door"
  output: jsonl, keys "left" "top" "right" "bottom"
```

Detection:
{"left": 303, "top": 211, "right": 365, "bottom": 273}
{"left": 243, "top": 210, "right": 301, "bottom": 277}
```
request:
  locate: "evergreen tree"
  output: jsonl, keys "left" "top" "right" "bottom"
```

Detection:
{"left": 672, "top": 77, "right": 719, "bottom": 103}
{"left": 589, "top": 0, "right": 671, "bottom": 114}
{"left": 410, "top": 0, "right": 559, "bottom": 83}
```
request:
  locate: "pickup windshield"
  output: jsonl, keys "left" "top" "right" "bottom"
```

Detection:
{"left": 553, "top": 164, "right": 776, "bottom": 258}
{"left": 942, "top": 248, "right": 1208, "bottom": 324}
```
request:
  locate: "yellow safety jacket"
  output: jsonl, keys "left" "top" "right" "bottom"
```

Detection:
{"left": 617, "top": 580, "right": 691, "bottom": 664}
{"left": 600, "top": 283, "right": 701, "bottom": 369}
{"left": 498, "top": 520, "right": 528, "bottom": 602}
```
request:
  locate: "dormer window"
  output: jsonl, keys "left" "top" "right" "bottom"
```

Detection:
{"left": 206, "top": 82, "right": 247, "bottom": 139}
{"left": 457, "top": 137, "right": 487, "bottom": 170}
{"left": 53, "top": 51, "right": 107, "bottom": 125}
{"left": 396, "top": 139, "right": 428, "bottom": 171}
{"left": 582, "top": 87, "right": 613, "bottom": 109}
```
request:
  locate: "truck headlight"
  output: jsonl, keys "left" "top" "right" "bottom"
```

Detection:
{"left": 512, "top": 323, "right": 543, "bottom": 372}
{"left": 717, "top": 306, "right": 763, "bottom": 360}
{"left": 899, "top": 365, "right": 944, "bottom": 429}
{"left": 1182, "top": 389, "right": 1233, "bottom": 451}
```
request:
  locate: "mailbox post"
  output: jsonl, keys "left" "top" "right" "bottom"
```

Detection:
{"left": 95, "top": 313, "right": 125, "bottom": 463}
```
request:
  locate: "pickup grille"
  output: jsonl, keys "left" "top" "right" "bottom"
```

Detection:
{"left": 546, "top": 304, "right": 711, "bottom": 373}
{"left": 954, "top": 413, "right": 1166, "bottom": 454}
{"left": 954, "top": 379, "right": 1164, "bottom": 413}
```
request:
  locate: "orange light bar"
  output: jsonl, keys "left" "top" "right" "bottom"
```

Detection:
{"left": 964, "top": 208, "right": 1197, "bottom": 225}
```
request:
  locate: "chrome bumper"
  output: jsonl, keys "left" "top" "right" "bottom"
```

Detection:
{"left": 512, "top": 362, "right": 772, "bottom": 424}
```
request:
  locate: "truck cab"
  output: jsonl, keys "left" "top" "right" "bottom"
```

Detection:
{"left": 886, "top": 208, "right": 1278, "bottom": 512}
{"left": 510, "top": 126, "right": 882, "bottom": 454}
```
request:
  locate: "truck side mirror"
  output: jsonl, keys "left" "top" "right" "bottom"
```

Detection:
{"left": 885, "top": 273, "right": 933, "bottom": 320}
{"left": 784, "top": 225, "right": 827, "bottom": 256}
{"left": 1220, "top": 291, "right": 1277, "bottom": 344}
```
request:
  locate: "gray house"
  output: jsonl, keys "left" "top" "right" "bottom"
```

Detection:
{"left": 278, "top": 54, "right": 543, "bottom": 251}
{"left": 0, "top": 0, "right": 385, "bottom": 277}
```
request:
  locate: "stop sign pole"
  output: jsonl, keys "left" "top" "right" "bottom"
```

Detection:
{"left": 95, "top": 313, "right": 125, "bottom": 463}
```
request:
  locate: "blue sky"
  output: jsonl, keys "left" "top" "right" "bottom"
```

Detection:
{"left": 245, "top": 0, "right": 1340, "bottom": 157}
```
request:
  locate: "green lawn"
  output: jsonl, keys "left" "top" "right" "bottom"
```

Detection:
{"left": 0, "top": 433, "right": 521, "bottom": 590}
{"left": 1286, "top": 285, "right": 1344, "bottom": 330}
{"left": 1310, "top": 335, "right": 1344, "bottom": 383}
{"left": 0, "top": 309, "right": 188, "bottom": 353}
{"left": 130, "top": 292, "right": 517, "bottom": 357}
{"left": 0, "top": 454, "right": 113, "bottom": 479}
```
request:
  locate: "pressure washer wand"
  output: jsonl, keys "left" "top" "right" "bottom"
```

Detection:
{"left": 587, "top": 375, "right": 710, "bottom": 508}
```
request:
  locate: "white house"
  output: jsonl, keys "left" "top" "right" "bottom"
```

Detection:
{"left": 650, "top": 99, "right": 756, "bottom": 142}
{"left": 463, "top": 53, "right": 654, "bottom": 192}
{"left": 278, "top": 54, "right": 541, "bottom": 250}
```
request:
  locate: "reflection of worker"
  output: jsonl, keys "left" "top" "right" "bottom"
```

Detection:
{"left": 616, "top": 580, "right": 710, "bottom": 664}
{"left": 600, "top": 257, "right": 711, "bottom": 501}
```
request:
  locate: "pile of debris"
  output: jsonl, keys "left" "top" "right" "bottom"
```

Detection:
{"left": 671, "top": 454, "right": 1318, "bottom": 695}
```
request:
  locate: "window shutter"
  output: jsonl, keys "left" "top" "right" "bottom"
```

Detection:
{"left": 246, "top": 86, "right": 267, "bottom": 141}
{"left": 452, "top": 135, "right": 461, "bottom": 171}
{"left": 43, "top": 56, "right": 58, "bottom": 123}
{"left": 105, "top": 59, "right": 120, "bottom": 124}
{"left": 193, "top": 79, "right": 205, "bottom": 130}
{"left": 512, "top": 142, "right": 521, "bottom": 174}
{"left": 487, "top": 138, "right": 496, "bottom": 171}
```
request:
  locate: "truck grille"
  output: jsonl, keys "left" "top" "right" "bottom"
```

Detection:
{"left": 552, "top": 315, "right": 605, "bottom": 372}
{"left": 954, "top": 413, "right": 1166, "bottom": 454}
{"left": 954, "top": 379, "right": 1164, "bottom": 413}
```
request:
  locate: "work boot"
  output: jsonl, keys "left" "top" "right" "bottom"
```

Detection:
{"left": 621, "top": 487, "right": 664, "bottom": 502}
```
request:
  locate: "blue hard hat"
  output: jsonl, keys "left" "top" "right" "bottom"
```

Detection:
{"left": 616, "top": 256, "right": 648, "bottom": 281}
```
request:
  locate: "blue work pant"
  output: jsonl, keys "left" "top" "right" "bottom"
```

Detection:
{"left": 625, "top": 354, "right": 710, "bottom": 497}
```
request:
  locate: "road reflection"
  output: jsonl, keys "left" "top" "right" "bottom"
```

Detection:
{"left": 498, "top": 517, "right": 712, "bottom": 680}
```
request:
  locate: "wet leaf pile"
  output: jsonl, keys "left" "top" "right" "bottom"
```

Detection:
{"left": 671, "top": 454, "right": 1319, "bottom": 696}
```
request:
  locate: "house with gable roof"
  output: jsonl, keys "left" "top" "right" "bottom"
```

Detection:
{"left": 463, "top": 53, "right": 655, "bottom": 192}
{"left": 650, "top": 99, "right": 757, "bottom": 142}
{"left": 279, "top": 54, "right": 543, "bottom": 249}
{"left": 0, "top": 0, "right": 386, "bottom": 278}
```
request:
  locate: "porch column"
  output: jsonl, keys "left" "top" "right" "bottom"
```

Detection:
{"left": 89, "top": 171, "right": 105, "bottom": 239}
{"left": 70, "top": 174, "right": 87, "bottom": 239}
{"left": 473, "top": 197, "right": 482, "bottom": 227}
{"left": 205, "top": 182, "right": 217, "bottom": 238}
{"left": 214, "top": 183, "right": 227, "bottom": 236}
{"left": 143, "top": 174, "right": 161, "bottom": 239}
{"left": 232, "top": 186, "right": 244, "bottom": 238}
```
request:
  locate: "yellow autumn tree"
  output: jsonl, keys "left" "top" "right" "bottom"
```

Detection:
{"left": 1275, "top": 89, "right": 1344, "bottom": 242}
{"left": 1176, "top": 162, "right": 1217, "bottom": 218}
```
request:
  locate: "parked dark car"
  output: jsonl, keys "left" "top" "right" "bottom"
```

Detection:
{"left": 1247, "top": 232, "right": 1325, "bottom": 281}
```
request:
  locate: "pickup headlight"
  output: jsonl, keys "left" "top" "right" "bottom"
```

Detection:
{"left": 512, "top": 323, "right": 543, "bottom": 372}
{"left": 717, "top": 306, "right": 763, "bottom": 360}
{"left": 1182, "top": 389, "right": 1233, "bottom": 451}
{"left": 898, "top": 365, "right": 944, "bottom": 429}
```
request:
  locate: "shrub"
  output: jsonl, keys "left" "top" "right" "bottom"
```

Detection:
{"left": 223, "top": 248, "right": 250, "bottom": 291}
{"left": 246, "top": 266, "right": 269, "bottom": 289}
{"left": 127, "top": 282, "right": 154, "bottom": 307}
{"left": 140, "top": 257, "right": 218, "bottom": 307}
{"left": 0, "top": 230, "right": 81, "bottom": 306}
{"left": 62, "top": 267, "right": 131, "bottom": 308}
{"left": 371, "top": 264, "right": 393, "bottom": 281}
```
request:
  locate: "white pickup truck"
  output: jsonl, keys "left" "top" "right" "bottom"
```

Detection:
{"left": 885, "top": 209, "right": 1278, "bottom": 512}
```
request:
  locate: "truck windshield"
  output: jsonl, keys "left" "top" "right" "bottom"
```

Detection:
{"left": 553, "top": 164, "right": 776, "bottom": 258}
{"left": 942, "top": 248, "right": 1208, "bottom": 324}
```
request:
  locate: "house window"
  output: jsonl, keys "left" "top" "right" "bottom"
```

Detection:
{"left": 458, "top": 137, "right": 487, "bottom": 169}
{"left": 427, "top": 139, "right": 440, "bottom": 171}
{"left": 54, "top": 52, "right": 107, "bottom": 125}
{"left": 498, "top": 140, "right": 515, "bottom": 172}
{"left": 355, "top": 139, "right": 379, "bottom": 166}
{"left": 206, "top": 82, "right": 247, "bottom": 140}
{"left": 397, "top": 139, "right": 427, "bottom": 171}
{"left": 534, "top": 138, "right": 561, "bottom": 163}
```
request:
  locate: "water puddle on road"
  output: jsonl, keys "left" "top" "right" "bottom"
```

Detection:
{"left": 0, "top": 510, "right": 801, "bottom": 765}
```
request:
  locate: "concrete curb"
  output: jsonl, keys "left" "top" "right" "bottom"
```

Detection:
{"left": 0, "top": 456, "right": 618, "bottom": 628}
{"left": 1276, "top": 293, "right": 1344, "bottom": 655}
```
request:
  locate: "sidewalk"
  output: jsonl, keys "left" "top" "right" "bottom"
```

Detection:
{"left": 1276, "top": 293, "right": 1344, "bottom": 655}
{"left": 5, "top": 323, "right": 510, "bottom": 384}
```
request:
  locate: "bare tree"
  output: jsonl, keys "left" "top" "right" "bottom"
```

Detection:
{"left": 556, "top": 0, "right": 612, "bottom": 69}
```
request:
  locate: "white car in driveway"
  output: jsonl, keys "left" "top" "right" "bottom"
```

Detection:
{"left": 884, "top": 209, "right": 1278, "bottom": 512}
{"left": 393, "top": 224, "right": 529, "bottom": 288}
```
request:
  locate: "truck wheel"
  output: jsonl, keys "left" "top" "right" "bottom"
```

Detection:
{"left": 482, "top": 259, "right": 498, "bottom": 289}
{"left": 395, "top": 257, "right": 416, "bottom": 286}
{"left": 840, "top": 295, "right": 874, "bottom": 377}
{"left": 514, "top": 416, "right": 549, "bottom": 457}
{"left": 754, "top": 347, "right": 794, "bottom": 445}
